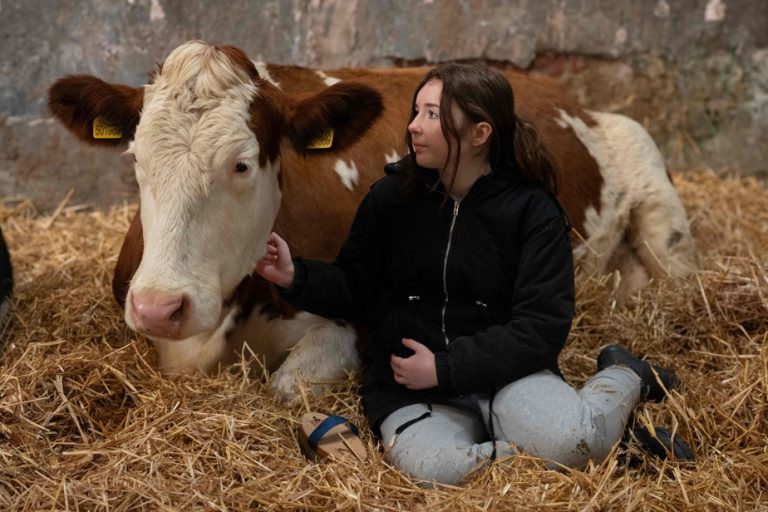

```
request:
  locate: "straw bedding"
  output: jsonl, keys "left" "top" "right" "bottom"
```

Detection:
{"left": 0, "top": 168, "right": 766, "bottom": 511}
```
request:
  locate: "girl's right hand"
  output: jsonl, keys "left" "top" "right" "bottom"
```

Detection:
{"left": 255, "top": 232, "right": 295, "bottom": 289}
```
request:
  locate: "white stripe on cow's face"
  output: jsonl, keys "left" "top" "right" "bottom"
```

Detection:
{"left": 126, "top": 42, "right": 283, "bottom": 340}
{"left": 315, "top": 70, "right": 341, "bottom": 86}
{"left": 253, "top": 61, "right": 281, "bottom": 88}
{"left": 333, "top": 159, "right": 359, "bottom": 191}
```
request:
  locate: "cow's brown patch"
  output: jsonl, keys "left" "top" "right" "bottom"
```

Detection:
{"left": 48, "top": 76, "right": 144, "bottom": 147}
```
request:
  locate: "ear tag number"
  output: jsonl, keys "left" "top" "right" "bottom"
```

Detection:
{"left": 93, "top": 116, "right": 123, "bottom": 139}
{"left": 306, "top": 128, "right": 334, "bottom": 149}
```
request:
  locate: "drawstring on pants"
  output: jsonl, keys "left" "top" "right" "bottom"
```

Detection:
{"left": 395, "top": 403, "right": 433, "bottom": 436}
{"left": 386, "top": 403, "right": 433, "bottom": 450}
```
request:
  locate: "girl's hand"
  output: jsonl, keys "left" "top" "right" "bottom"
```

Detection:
{"left": 255, "top": 232, "right": 295, "bottom": 289}
{"left": 390, "top": 338, "right": 438, "bottom": 390}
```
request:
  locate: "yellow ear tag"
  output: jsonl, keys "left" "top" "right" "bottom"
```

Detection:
{"left": 306, "top": 128, "right": 334, "bottom": 149}
{"left": 93, "top": 116, "right": 122, "bottom": 139}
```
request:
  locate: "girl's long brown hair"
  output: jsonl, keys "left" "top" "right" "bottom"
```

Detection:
{"left": 405, "top": 63, "right": 558, "bottom": 196}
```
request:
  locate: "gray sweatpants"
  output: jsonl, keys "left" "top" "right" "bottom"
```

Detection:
{"left": 379, "top": 367, "right": 642, "bottom": 485}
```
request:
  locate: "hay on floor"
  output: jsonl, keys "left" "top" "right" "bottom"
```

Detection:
{"left": 0, "top": 168, "right": 766, "bottom": 510}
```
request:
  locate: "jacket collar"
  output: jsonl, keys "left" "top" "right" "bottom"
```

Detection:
{"left": 414, "top": 162, "right": 527, "bottom": 200}
{"left": 385, "top": 157, "right": 531, "bottom": 206}
{"left": 386, "top": 156, "right": 524, "bottom": 184}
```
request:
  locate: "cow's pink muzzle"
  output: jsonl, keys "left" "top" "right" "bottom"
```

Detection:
{"left": 129, "top": 290, "right": 187, "bottom": 339}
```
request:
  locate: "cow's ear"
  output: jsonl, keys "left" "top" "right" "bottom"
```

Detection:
{"left": 286, "top": 82, "right": 383, "bottom": 154}
{"left": 48, "top": 75, "right": 143, "bottom": 147}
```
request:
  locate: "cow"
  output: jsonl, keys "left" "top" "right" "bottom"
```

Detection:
{"left": 48, "top": 41, "right": 694, "bottom": 402}
{"left": 0, "top": 226, "right": 12, "bottom": 330}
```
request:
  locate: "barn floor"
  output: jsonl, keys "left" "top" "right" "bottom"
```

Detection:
{"left": 1, "top": 169, "right": 766, "bottom": 511}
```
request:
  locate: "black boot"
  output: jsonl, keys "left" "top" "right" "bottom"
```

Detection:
{"left": 627, "top": 425, "right": 695, "bottom": 462}
{"left": 597, "top": 344, "right": 680, "bottom": 402}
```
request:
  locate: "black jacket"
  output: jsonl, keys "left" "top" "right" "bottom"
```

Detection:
{"left": 282, "top": 159, "right": 574, "bottom": 433}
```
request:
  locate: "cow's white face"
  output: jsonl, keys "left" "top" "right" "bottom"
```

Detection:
{"left": 124, "top": 43, "right": 281, "bottom": 340}
{"left": 48, "top": 40, "right": 384, "bottom": 348}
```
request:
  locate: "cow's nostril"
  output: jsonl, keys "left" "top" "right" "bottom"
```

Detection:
{"left": 130, "top": 290, "right": 186, "bottom": 337}
{"left": 169, "top": 296, "right": 187, "bottom": 323}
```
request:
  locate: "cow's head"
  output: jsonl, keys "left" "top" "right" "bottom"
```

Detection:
{"left": 49, "top": 41, "right": 382, "bottom": 341}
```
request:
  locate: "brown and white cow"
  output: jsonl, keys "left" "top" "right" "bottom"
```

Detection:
{"left": 48, "top": 41, "right": 694, "bottom": 401}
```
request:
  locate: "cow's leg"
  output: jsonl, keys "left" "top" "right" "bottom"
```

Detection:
{"left": 594, "top": 204, "right": 693, "bottom": 301}
{"left": 573, "top": 205, "right": 630, "bottom": 278}
{"left": 576, "top": 216, "right": 654, "bottom": 302}
{"left": 603, "top": 197, "right": 694, "bottom": 300}
{"left": 629, "top": 192, "right": 696, "bottom": 282}
{"left": 227, "top": 307, "right": 360, "bottom": 403}
{"left": 270, "top": 317, "right": 359, "bottom": 403}
{"left": 603, "top": 115, "right": 696, "bottom": 296}
{"left": 604, "top": 239, "right": 651, "bottom": 301}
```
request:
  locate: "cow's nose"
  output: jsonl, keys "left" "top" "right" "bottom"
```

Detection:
{"left": 130, "top": 290, "right": 187, "bottom": 338}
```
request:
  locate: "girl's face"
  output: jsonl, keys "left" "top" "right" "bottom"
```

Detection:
{"left": 408, "top": 80, "right": 465, "bottom": 170}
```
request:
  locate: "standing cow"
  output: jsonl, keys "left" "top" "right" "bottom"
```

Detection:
{"left": 48, "top": 41, "right": 694, "bottom": 401}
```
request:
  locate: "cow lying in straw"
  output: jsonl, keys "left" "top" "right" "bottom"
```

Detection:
{"left": 48, "top": 41, "right": 694, "bottom": 401}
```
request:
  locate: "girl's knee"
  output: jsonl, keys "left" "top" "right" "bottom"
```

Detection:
{"left": 526, "top": 429, "right": 614, "bottom": 469}
{"left": 387, "top": 444, "right": 488, "bottom": 485}
{"left": 380, "top": 403, "right": 491, "bottom": 484}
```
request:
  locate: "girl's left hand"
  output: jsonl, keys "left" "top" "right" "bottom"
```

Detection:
{"left": 391, "top": 338, "right": 438, "bottom": 390}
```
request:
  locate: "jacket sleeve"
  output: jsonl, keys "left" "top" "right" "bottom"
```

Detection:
{"left": 279, "top": 181, "right": 387, "bottom": 320}
{"left": 434, "top": 207, "right": 574, "bottom": 395}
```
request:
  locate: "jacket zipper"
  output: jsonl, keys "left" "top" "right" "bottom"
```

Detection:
{"left": 441, "top": 199, "right": 461, "bottom": 345}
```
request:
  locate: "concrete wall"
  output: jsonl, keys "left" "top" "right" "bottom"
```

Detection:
{"left": 1, "top": 0, "right": 766, "bottom": 210}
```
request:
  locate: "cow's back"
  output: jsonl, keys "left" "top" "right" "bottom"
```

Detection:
{"left": 264, "top": 65, "right": 602, "bottom": 260}
{"left": 108, "top": 60, "right": 689, "bottom": 314}
{"left": 504, "top": 71, "right": 603, "bottom": 235}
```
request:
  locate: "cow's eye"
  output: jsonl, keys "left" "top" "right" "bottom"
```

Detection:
{"left": 235, "top": 162, "right": 249, "bottom": 173}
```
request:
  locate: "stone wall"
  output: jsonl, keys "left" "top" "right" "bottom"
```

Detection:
{"left": 1, "top": 0, "right": 766, "bottom": 210}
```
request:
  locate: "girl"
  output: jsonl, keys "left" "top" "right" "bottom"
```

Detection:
{"left": 256, "top": 63, "right": 678, "bottom": 485}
